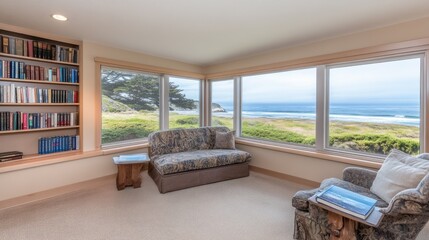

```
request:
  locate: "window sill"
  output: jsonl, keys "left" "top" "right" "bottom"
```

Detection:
{"left": 0, "top": 143, "right": 150, "bottom": 174}
{"left": 235, "top": 138, "right": 383, "bottom": 169}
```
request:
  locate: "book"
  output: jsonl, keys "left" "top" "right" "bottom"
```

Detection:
{"left": 113, "top": 153, "right": 149, "bottom": 164}
{"left": 315, "top": 185, "right": 377, "bottom": 219}
{"left": 2, "top": 36, "right": 9, "bottom": 54}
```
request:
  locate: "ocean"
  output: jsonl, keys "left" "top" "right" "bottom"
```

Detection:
{"left": 210, "top": 102, "right": 420, "bottom": 127}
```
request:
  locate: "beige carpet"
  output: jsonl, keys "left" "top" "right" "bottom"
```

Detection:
{"left": 1, "top": 172, "right": 428, "bottom": 240}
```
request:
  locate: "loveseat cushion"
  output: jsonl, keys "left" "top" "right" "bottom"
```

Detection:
{"left": 152, "top": 149, "right": 251, "bottom": 175}
{"left": 149, "top": 127, "right": 229, "bottom": 157}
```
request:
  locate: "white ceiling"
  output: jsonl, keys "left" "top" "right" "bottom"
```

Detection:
{"left": 1, "top": 0, "right": 429, "bottom": 66}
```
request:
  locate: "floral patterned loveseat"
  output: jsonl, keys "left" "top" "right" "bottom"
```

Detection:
{"left": 148, "top": 127, "right": 251, "bottom": 193}
{"left": 292, "top": 165, "right": 429, "bottom": 240}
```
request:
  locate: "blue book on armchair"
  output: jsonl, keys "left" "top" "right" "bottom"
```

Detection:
{"left": 315, "top": 185, "right": 377, "bottom": 219}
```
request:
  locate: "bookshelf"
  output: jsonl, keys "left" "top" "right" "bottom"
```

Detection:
{"left": 0, "top": 28, "right": 82, "bottom": 162}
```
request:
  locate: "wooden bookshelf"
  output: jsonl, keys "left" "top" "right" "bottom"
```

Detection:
{"left": 0, "top": 103, "right": 80, "bottom": 106}
{"left": 0, "top": 52, "right": 79, "bottom": 66}
{"left": 0, "top": 78, "right": 79, "bottom": 86}
{"left": 0, "top": 27, "right": 81, "bottom": 160}
{"left": 0, "top": 126, "right": 79, "bottom": 135}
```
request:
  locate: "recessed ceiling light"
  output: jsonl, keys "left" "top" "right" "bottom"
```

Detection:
{"left": 52, "top": 14, "right": 67, "bottom": 21}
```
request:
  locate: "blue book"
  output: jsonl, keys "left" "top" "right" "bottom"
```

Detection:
{"left": 316, "top": 185, "right": 377, "bottom": 219}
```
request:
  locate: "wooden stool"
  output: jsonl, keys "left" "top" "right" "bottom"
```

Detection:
{"left": 113, "top": 154, "right": 149, "bottom": 191}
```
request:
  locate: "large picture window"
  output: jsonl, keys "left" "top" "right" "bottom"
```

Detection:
{"left": 241, "top": 68, "right": 317, "bottom": 146}
{"left": 101, "top": 67, "right": 160, "bottom": 145}
{"left": 327, "top": 56, "right": 422, "bottom": 155}
{"left": 168, "top": 76, "right": 201, "bottom": 129}
{"left": 211, "top": 79, "right": 234, "bottom": 129}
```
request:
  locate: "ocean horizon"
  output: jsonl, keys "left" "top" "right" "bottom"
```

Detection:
{"left": 177, "top": 102, "right": 420, "bottom": 127}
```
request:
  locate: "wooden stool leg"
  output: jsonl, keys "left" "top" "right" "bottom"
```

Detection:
{"left": 116, "top": 165, "right": 126, "bottom": 190}
{"left": 131, "top": 163, "right": 143, "bottom": 188}
{"left": 328, "top": 212, "right": 357, "bottom": 240}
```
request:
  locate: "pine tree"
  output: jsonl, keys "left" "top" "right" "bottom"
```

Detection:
{"left": 101, "top": 70, "right": 195, "bottom": 111}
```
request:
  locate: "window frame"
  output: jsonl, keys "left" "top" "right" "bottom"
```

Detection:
{"left": 95, "top": 58, "right": 205, "bottom": 150}
{"left": 324, "top": 54, "right": 425, "bottom": 157}
{"left": 238, "top": 67, "right": 319, "bottom": 148}
{"left": 99, "top": 66, "right": 162, "bottom": 148}
{"left": 208, "top": 78, "right": 236, "bottom": 130}
{"left": 209, "top": 52, "right": 427, "bottom": 161}
{"left": 166, "top": 75, "right": 204, "bottom": 129}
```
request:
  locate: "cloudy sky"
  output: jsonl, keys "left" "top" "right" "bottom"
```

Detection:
{"left": 173, "top": 56, "right": 421, "bottom": 105}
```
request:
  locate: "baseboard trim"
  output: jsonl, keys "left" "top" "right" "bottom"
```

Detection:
{"left": 0, "top": 174, "right": 116, "bottom": 210}
{"left": 249, "top": 165, "right": 320, "bottom": 187}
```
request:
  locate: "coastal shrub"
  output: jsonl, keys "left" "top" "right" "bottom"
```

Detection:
{"left": 175, "top": 116, "right": 199, "bottom": 125}
{"left": 242, "top": 122, "right": 314, "bottom": 145}
{"left": 329, "top": 134, "right": 419, "bottom": 155}
{"left": 102, "top": 118, "right": 158, "bottom": 144}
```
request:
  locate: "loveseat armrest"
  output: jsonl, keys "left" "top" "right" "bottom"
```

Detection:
{"left": 342, "top": 167, "right": 377, "bottom": 189}
{"left": 379, "top": 188, "right": 429, "bottom": 216}
{"left": 292, "top": 188, "right": 319, "bottom": 211}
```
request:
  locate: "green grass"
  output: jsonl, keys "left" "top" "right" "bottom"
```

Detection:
{"left": 102, "top": 112, "right": 420, "bottom": 155}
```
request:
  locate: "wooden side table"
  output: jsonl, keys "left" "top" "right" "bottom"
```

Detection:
{"left": 113, "top": 153, "right": 149, "bottom": 191}
{"left": 308, "top": 195, "right": 384, "bottom": 240}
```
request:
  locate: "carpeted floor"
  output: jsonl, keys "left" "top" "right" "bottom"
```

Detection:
{"left": 1, "top": 172, "right": 428, "bottom": 240}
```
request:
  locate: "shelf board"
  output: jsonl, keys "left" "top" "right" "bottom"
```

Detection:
{"left": 0, "top": 53, "right": 79, "bottom": 66}
{"left": 0, "top": 103, "right": 79, "bottom": 106}
{"left": 0, "top": 126, "right": 79, "bottom": 135}
{"left": 0, "top": 78, "right": 79, "bottom": 86}
{"left": 0, "top": 150, "right": 83, "bottom": 169}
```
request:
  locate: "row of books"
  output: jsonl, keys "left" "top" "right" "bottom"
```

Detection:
{"left": 0, "top": 35, "right": 79, "bottom": 63}
{"left": 0, "top": 111, "right": 78, "bottom": 131}
{"left": 38, "top": 135, "right": 80, "bottom": 155}
{"left": 0, "top": 84, "right": 78, "bottom": 103}
{"left": 0, "top": 60, "right": 79, "bottom": 83}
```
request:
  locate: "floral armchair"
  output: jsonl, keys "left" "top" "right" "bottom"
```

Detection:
{"left": 292, "top": 166, "right": 429, "bottom": 240}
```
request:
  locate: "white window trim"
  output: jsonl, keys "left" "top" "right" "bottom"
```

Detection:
{"left": 325, "top": 53, "right": 425, "bottom": 156}
{"left": 208, "top": 53, "right": 426, "bottom": 161}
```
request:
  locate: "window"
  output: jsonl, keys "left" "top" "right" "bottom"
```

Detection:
{"left": 241, "top": 68, "right": 317, "bottom": 146}
{"left": 211, "top": 79, "right": 234, "bottom": 128}
{"left": 327, "top": 56, "right": 422, "bottom": 155}
{"left": 168, "top": 76, "right": 201, "bottom": 129}
{"left": 101, "top": 67, "right": 160, "bottom": 145}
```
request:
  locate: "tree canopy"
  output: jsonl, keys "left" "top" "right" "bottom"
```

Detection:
{"left": 101, "top": 69, "right": 195, "bottom": 111}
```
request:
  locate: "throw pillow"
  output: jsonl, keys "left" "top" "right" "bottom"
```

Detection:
{"left": 370, "top": 149, "right": 429, "bottom": 203}
{"left": 214, "top": 131, "right": 235, "bottom": 149}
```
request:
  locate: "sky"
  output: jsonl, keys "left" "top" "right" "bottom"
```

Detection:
{"left": 172, "top": 56, "right": 421, "bottom": 104}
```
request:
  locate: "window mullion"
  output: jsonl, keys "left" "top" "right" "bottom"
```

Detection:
{"left": 316, "top": 66, "right": 327, "bottom": 151}
{"left": 234, "top": 76, "right": 242, "bottom": 136}
{"left": 160, "top": 75, "right": 169, "bottom": 130}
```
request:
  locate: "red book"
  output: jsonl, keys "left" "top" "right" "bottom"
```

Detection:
{"left": 40, "top": 67, "right": 44, "bottom": 80}
{"left": 35, "top": 66, "right": 40, "bottom": 80}
{"left": 30, "top": 65, "right": 35, "bottom": 80}
{"left": 27, "top": 40, "right": 33, "bottom": 57}
{"left": 22, "top": 113, "right": 28, "bottom": 129}
{"left": 74, "top": 91, "right": 78, "bottom": 103}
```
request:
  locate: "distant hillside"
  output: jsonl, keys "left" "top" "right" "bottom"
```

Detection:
{"left": 102, "top": 95, "right": 136, "bottom": 113}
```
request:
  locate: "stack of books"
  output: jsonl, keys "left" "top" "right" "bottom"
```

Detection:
{"left": 113, "top": 153, "right": 149, "bottom": 164}
{"left": 0, "top": 151, "right": 23, "bottom": 162}
{"left": 315, "top": 185, "right": 377, "bottom": 219}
